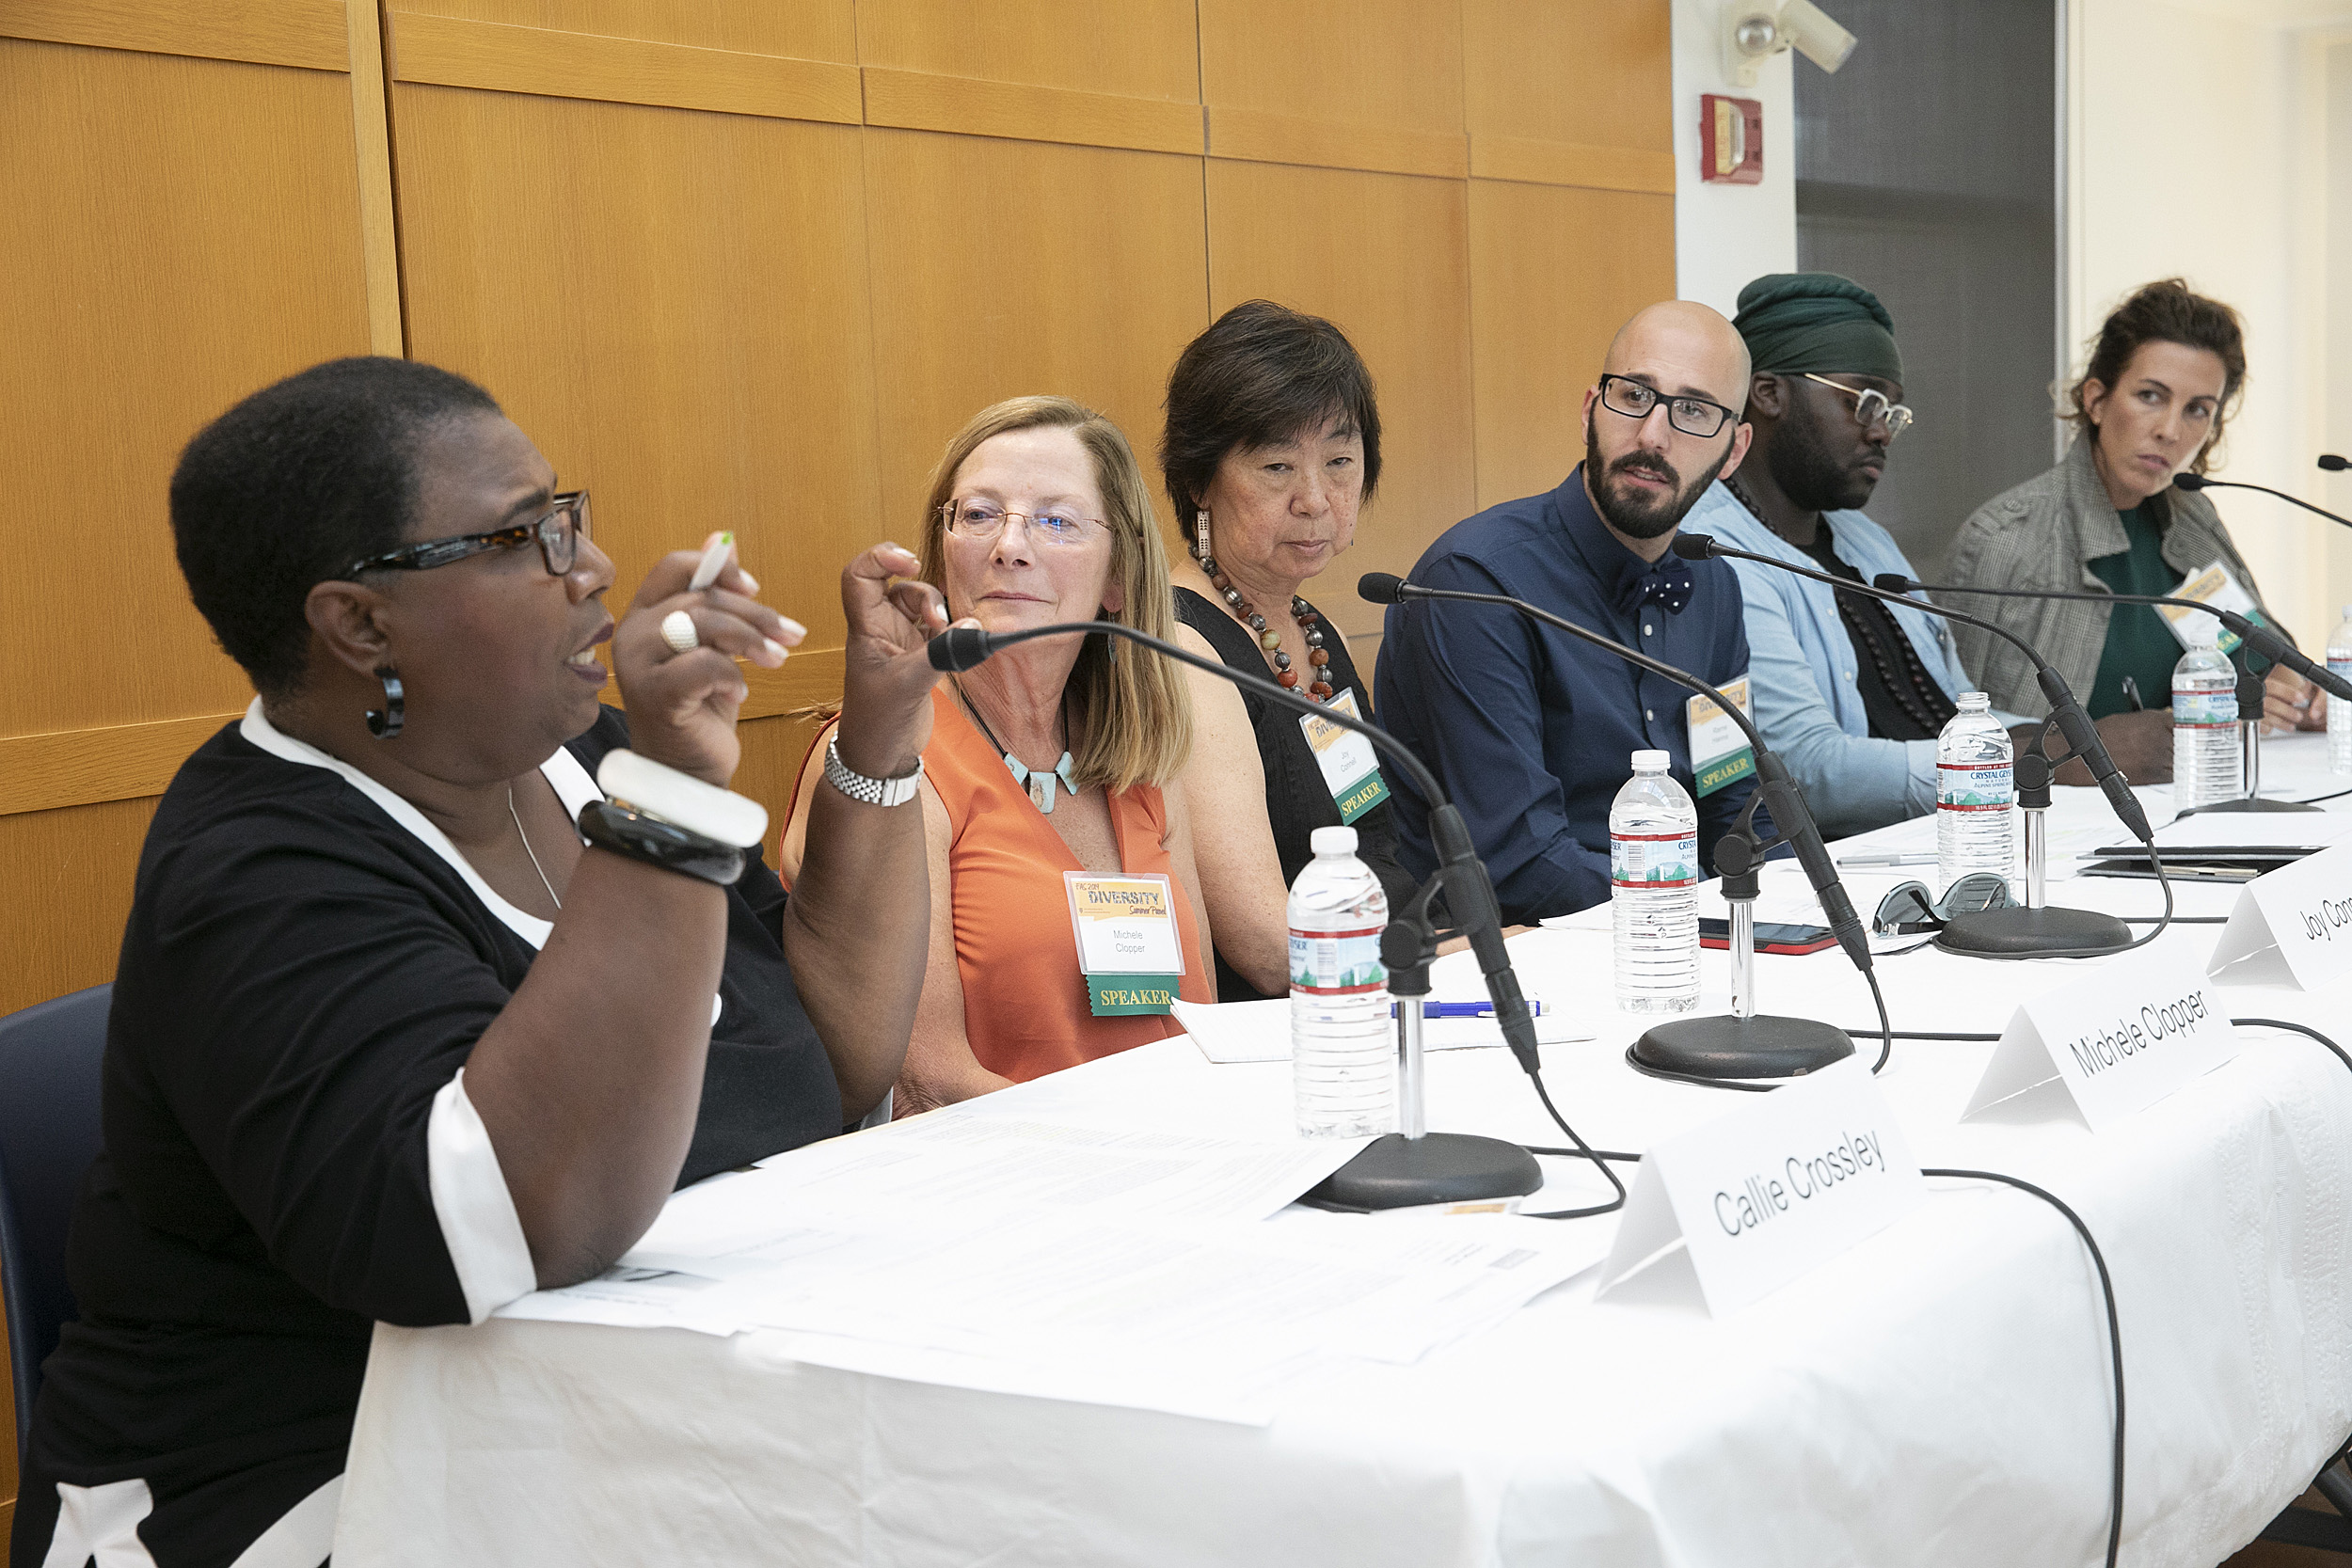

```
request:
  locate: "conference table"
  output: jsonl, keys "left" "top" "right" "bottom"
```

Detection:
{"left": 334, "top": 735, "right": 2352, "bottom": 1567}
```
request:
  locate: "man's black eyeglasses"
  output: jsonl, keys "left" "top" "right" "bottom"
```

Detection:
{"left": 1597, "top": 374, "right": 1739, "bottom": 439}
{"left": 347, "top": 491, "right": 592, "bottom": 578}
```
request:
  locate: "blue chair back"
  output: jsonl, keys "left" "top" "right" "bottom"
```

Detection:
{"left": 0, "top": 983, "right": 110, "bottom": 1459}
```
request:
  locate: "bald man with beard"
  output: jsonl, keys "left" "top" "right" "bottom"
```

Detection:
{"left": 1375, "top": 300, "right": 1774, "bottom": 923}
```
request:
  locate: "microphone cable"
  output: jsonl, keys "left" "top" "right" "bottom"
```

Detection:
{"left": 1518, "top": 1069, "right": 1630, "bottom": 1220}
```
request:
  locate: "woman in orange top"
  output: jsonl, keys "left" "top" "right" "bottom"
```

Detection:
{"left": 785, "top": 396, "right": 1230, "bottom": 1108}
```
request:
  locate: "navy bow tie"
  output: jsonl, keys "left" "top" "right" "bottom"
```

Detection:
{"left": 1620, "top": 556, "right": 1694, "bottom": 618}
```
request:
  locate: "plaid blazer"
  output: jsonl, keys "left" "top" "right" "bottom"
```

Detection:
{"left": 1940, "top": 436, "right": 2274, "bottom": 718}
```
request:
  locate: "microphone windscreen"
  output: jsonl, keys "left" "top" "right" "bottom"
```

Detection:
{"left": 1871, "top": 573, "right": 1915, "bottom": 593}
{"left": 1358, "top": 572, "right": 1406, "bottom": 605}
{"left": 2321, "top": 454, "right": 2349, "bottom": 472}
{"left": 926, "top": 625, "right": 992, "bottom": 672}
{"left": 2172, "top": 471, "right": 2211, "bottom": 492}
{"left": 1668, "top": 532, "right": 1715, "bottom": 562}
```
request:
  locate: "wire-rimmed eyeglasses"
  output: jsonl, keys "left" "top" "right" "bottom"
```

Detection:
{"left": 1802, "top": 373, "right": 1915, "bottom": 441}
{"left": 939, "top": 498, "right": 1108, "bottom": 547}
{"left": 347, "top": 491, "right": 591, "bottom": 578}
{"left": 1596, "top": 374, "right": 1740, "bottom": 439}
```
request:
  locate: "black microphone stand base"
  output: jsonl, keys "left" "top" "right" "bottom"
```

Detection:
{"left": 1935, "top": 904, "right": 2133, "bottom": 958}
{"left": 1629, "top": 1014, "right": 1854, "bottom": 1080}
{"left": 1307, "top": 1132, "right": 1542, "bottom": 1210}
{"left": 2186, "top": 796, "right": 2324, "bottom": 814}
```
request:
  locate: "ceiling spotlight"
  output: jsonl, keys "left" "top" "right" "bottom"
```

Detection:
{"left": 1723, "top": 0, "right": 1858, "bottom": 87}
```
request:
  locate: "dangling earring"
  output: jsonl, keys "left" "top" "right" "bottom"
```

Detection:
{"left": 1194, "top": 508, "right": 1213, "bottom": 563}
{"left": 365, "top": 666, "right": 405, "bottom": 739}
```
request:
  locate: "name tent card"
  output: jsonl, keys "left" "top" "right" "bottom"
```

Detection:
{"left": 1962, "top": 945, "right": 2238, "bottom": 1131}
{"left": 1594, "top": 1057, "right": 1924, "bottom": 1317}
{"left": 2207, "top": 839, "right": 2352, "bottom": 992}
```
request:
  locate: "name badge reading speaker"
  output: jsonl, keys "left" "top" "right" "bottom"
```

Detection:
{"left": 1686, "top": 675, "right": 1755, "bottom": 799}
{"left": 1064, "top": 872, "right": 1185, "bottom": 1016}
{"left": 1299, "top": 689, "right": 1390, "bottom": 825}
{"left": 1594, "top": 1057, "right": 1924, "bottom": 1317}
{"left": 2207, "top": 838, "right": 2352, "bottom": 992}
{"left": 1962, "top": 945, "right": 2238, "bottom": 1131}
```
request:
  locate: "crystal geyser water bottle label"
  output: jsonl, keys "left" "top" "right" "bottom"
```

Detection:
{"left": 1612, "top": 831, "right": 1698, "bottom": 888}
{"left": 1936, "top": 763, "right": 2013, "bottom": 810}
{"left": 1289, "top": 926, "right": 1386, "bottom": 995}
{"left": 2172, "top": 689, "right": 2237, "bottom": 727}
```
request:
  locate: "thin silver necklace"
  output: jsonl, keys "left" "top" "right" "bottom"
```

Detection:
{"left": 508, "top": 784, "right": 562, "bottom": 911}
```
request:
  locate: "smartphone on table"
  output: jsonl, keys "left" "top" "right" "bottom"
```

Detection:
{"left": 1696, "top": 918, "right": 1836, "bottom": 955}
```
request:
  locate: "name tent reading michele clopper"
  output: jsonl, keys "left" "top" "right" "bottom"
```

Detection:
{"left": 1594, "top": 1057, "right": 1926, "bottom": 1317}
{"left": 1963, "top": 946, "right": 2240, "bottom": 1132}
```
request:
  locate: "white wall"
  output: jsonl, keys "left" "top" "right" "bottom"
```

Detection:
{"left": 1672, "top": 0, "right": 1798, "bottom": 318}
{"left": 2067, "top": 0, "right": 2352, "bottom": 647}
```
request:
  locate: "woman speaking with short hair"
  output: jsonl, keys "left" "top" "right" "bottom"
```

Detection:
{"left": 16, "top": 356, "right": 946, "bottom": 1567}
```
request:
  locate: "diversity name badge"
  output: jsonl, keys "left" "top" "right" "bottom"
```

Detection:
{"left": 2157, "top": 559, "right": 2263, "bottom": 653}
{"left": 1685, "top": 676, "right": 1755, "bottom": 798}
{"left": 1299, "top": 689, "right": 1390, "bottom": 824}
{"left": 1064, "top": 872, "right": 1185, "bottom": 1016}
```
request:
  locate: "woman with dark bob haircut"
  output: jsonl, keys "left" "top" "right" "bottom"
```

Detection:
{"left": 1946, "top": 278, "right": 2317, "bottom": 733}
{"left": 16, "top": 356, "right": 947, "bottom": 1567}
{"left": 1162, "top": 300, "right": 1416, "bottom": 1001}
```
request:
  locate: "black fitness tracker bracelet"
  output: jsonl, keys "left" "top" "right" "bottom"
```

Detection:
{"left": 577, "top": 799, "right": 745, "bottom": 887}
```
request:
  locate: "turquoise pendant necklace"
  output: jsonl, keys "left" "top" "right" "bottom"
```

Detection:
{"left": 953, "top": 677, "right": 1081, "bottom": 815}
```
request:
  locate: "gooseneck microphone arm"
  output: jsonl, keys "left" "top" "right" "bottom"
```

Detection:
{"left": 1358, "top": 571, "right": 1873, "bottom": 980}
{"left": 1674, "top": 535, "right": 2156, "bottom": 847}
{"left": 925, "top": 619, "right": 1542, "bottom": 1073}
{"left": 1876, "top": 575, "right": 2352, "bottom": 704}
{"left": 2175, "top": 471, "right": 2352, "bottom": 530}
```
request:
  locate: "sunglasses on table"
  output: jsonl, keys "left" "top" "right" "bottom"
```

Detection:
{"left": 346, "top": 491, "right": 592, "bottom": 578}
{"left": 1872, "top": 872, "right": 2015, "bottom": 936}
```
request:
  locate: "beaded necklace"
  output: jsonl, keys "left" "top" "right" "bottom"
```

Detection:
{"left": 1194, "top": 511, "right": 1334, "bottom": 701}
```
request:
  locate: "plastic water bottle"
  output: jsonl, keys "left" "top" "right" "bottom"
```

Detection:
{"left": 2172, "top": 629, "right": 2243, "bottom": 809}
{"left": 1610, "top": 751, "right": 1699, "bottom": 1014}
{"left": 1289, "top": 825, "right": 1393, "bottom": 1138}
{"left": 2328, "top": 604, "right": 2352, "bottom": 776}
{"left": 1935, "top": 692, "right": 2015, "bottom": 895}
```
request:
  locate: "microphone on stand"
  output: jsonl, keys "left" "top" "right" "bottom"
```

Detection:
{"left": 1879, "top": 574, "right": 2340, "bottom": 814}
{"left": 1674, "top": 534, "right": 2156, "bottom": 958}
{"left": 2174, "top": 470, "right": 2352, "bottom": 529}
{"left": 928, "top": 618, "right": 1545, "bottom": 1208}
{"left": 1360, "top": 570, "right": 1874, "bottom": 1085}
{"left": 2319, "top": 455, "right": 2348, "bottom": 473}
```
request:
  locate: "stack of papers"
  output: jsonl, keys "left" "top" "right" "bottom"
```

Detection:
{"left": 495, "top": 1099, "right": 1612, "bottom": 1424}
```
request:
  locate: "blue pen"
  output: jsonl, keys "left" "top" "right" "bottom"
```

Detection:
{"left": 1391, "top": 1001, "right": 1544, "bottom": 1019}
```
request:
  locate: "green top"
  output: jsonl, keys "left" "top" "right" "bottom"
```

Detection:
{"left": 2084, "top": 502, "right": 2185, "bottom": 719}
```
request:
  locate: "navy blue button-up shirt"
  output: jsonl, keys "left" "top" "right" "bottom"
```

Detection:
{"left": 1375, "top": 465, "right": 1771, "bottom": 923}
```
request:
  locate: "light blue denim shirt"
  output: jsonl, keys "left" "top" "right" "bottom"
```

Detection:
{"left": 1682, "top": 482, "right": 2019, "bottom": 839}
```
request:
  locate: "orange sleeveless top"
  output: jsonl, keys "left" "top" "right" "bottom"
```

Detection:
{"left": 922, "top": 685, "right": 1211, "bottom": 1082}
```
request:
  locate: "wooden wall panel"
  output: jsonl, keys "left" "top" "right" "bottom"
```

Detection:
{"left": 393, "top": 84, "right": 882, "bottom": 669}
{"left": 389, "top": 0, "right": 855, "bottom": 60}
{"left": 1204, "top": 160, "right": 1475, "bottom": 646}
{"left": 1199, "top": 0, "right": 1463, "bottom": 136}
{"left": 861, "top": 129, "right": 1210, "bottom": 545}
{"left": 0, "top": 38, "right": 373, "bottom": 738}
{"left": 856, "top": 0, "right": 1198, "bottom": 102}
{"left": 1460, "top": 0, "right": 1674, "bottom": 152}
{"left": 1468, "top": 182, "right": 1678, "bottom": 510}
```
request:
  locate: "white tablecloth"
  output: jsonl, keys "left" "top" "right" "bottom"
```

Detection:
{"left": 334, "top": 735, "right": 2352, "bottom": 1567}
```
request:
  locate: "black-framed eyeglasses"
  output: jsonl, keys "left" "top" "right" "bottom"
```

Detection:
{"left": 346, "top": 491, "right": 592, "bottom": 578}
{"left": 1872, "top": 871, "right": 2014, "bottom": 935}
{"left": 938, "top": 498, "right": 1107, "bottom": 547}
{"left": 1801, "top": 374, "right": 1915, "bottom": 441}
{"left": 1597, "top": 374, "right": 1739, "bottom": 439}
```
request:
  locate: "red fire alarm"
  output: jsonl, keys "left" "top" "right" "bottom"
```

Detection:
{"left": 1700, "top": 93, "right": 1764, "bottom": 183}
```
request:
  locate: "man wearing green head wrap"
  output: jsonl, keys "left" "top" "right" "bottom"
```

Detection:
{"left": 1682, "top": 272, "right": 2172, "bottom": 839}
